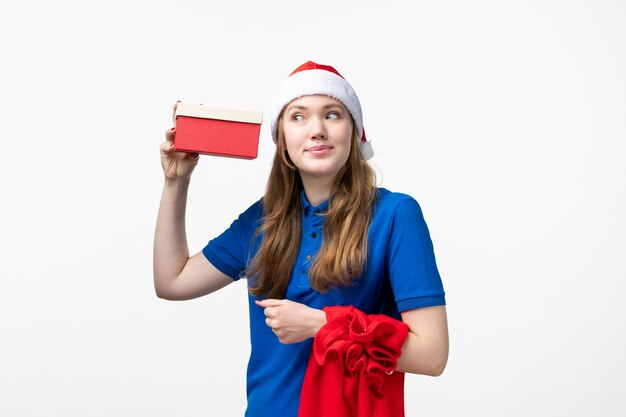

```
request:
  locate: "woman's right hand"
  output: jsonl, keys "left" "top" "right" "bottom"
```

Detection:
{"left": 160, "top": 101, "right": 200, "bottom": 181}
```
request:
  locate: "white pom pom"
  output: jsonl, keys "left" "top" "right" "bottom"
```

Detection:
{"left": 359, "top": 140, "right": 374, "bottom": 161}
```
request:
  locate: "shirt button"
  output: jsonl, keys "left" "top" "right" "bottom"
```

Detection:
{"left": 306, "top": 255, "right": 312, "bottom": 261}
{"left": 311, "top": 232, "right": 317, "bottom": 238}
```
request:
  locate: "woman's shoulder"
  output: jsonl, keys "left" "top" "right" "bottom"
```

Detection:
{"left": 231, "top": 197, "right": 264, "bottom": 224}
{"left": 244, "top": 197, "right": 264, "bottom": 213}
{"left": 375, "top": 187, "right": 421, "bottom": 207}
{"left": 374, "top": 187, "right": 426, "bottom": 220}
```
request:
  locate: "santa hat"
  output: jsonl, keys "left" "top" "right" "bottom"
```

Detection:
{"left": 269, "top": 61, "right": 374, "bottom": 160}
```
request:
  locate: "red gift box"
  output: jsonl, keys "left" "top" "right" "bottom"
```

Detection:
{"left": 174, "top": 103, "right": 263, "bottom": 159}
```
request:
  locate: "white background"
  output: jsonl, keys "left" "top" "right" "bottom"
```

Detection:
{"left": 1, "top": 1, "right": 625, "bottom": 416}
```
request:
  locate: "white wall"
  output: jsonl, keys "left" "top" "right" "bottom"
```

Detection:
{"left": 1, "top": 1, "right": 624, "bottom": 416}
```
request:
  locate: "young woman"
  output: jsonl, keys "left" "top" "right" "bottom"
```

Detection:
{"left": 153, "top": 61, "right": 448, "bottom": 417}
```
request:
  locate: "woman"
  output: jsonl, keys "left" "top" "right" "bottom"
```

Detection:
{"left": 154, "top": 61, "right": 449, "bottom": 417}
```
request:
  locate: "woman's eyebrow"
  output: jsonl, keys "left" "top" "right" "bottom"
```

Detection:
{"left": 286, "top": 105, "right": 307, "bottom": 112}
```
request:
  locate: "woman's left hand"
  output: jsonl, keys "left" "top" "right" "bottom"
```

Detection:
{"left": 255, "top": 299, "right": 327, "bottom": 344}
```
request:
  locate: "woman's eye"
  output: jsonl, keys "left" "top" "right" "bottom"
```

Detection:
{"left": 293, "top": 114, "right": 304, "bottom": 121}
{"left": 326, "top": 112, "right": 339, "bottom": 120}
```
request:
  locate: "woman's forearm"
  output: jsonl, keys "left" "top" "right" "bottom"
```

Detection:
{"left": 262, "top": 301, "right": 448, "bottom": 377}
{"left": 395, "top": 330, "right": 448, "bottom": 376}
{"left": 153, "top": 179, "right": 191, "bottom": 293}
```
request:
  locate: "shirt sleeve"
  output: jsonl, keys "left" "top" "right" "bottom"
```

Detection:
{"left": 386, "top": 196, "right": 446, "bottom": 312}
{"left": 202, "top": 199, "right": 263, "bottom": 281}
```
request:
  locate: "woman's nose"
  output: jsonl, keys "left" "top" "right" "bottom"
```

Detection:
{"left": 309, "top": 117, "right": 326, "bottom": 140}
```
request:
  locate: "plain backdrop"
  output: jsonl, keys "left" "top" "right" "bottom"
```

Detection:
{"left": 1, "top": 1, "right": 625, "bottom": 416}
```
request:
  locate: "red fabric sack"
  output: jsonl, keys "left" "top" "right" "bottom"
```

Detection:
{"left": 298, "top": 306, "right": 409, "bottom": 417}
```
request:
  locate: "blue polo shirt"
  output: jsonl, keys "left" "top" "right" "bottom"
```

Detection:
{"left": 203, "top": 188, "right": 445, "bottom": 417}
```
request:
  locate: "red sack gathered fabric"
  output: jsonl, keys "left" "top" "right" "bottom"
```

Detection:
{"left": 298, "top": 306, "right": 410, "bottom": 417}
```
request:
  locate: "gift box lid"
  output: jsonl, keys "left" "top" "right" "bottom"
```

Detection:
{"left": 175, "top": 103, "right": 263, "bottom": 125}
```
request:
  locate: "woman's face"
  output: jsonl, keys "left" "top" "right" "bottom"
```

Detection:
{"left": 281, "top": 95, "right": 353, "bottom": 183}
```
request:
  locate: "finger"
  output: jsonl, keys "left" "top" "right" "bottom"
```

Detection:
{"left": 265, "top": 317, "right": 273, "bottom": 327}
{"left": 172, "top": 100, "right": 181, "bottom": 125}
{"left": 160, "top": 140, "right": 174, "bottom": 154}
{"left": 165, "top": 127, "right": 176, "bottom": 142}
{"left": 182, "top": 152, "right": 200, "bottom": 165}
{"left": 255, "top": 299, "right": 284, "bottom": 308}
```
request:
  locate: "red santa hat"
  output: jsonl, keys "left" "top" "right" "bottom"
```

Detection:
{"left": 269, "top": 61, "right": 374, "bottom": 160}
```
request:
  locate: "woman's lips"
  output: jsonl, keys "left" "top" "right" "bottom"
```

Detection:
{"left": 306, "top": 145, "right": 333, "bottom": 155}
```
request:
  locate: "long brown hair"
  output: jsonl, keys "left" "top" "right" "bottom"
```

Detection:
{"left": 247, "top": 114, "right": 377, "bottom": 298}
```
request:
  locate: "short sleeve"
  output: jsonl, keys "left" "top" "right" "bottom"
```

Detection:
{"left": 386, "top": 197, "right": 446, "bottom": 312}
{"left": 202, "top": 199, "right": 263, "bottom": 281}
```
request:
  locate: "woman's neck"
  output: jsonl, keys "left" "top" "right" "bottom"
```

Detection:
{"left": 301, "top": 175, "right": 334, "bottom": 207}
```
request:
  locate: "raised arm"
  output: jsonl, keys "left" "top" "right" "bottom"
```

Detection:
{"left": 153, "top": 102, "right": 233, "bottom": 300}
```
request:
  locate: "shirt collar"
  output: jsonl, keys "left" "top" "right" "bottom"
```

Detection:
{"left": 301, "top": 190, "right": 331, "bottom": 216}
